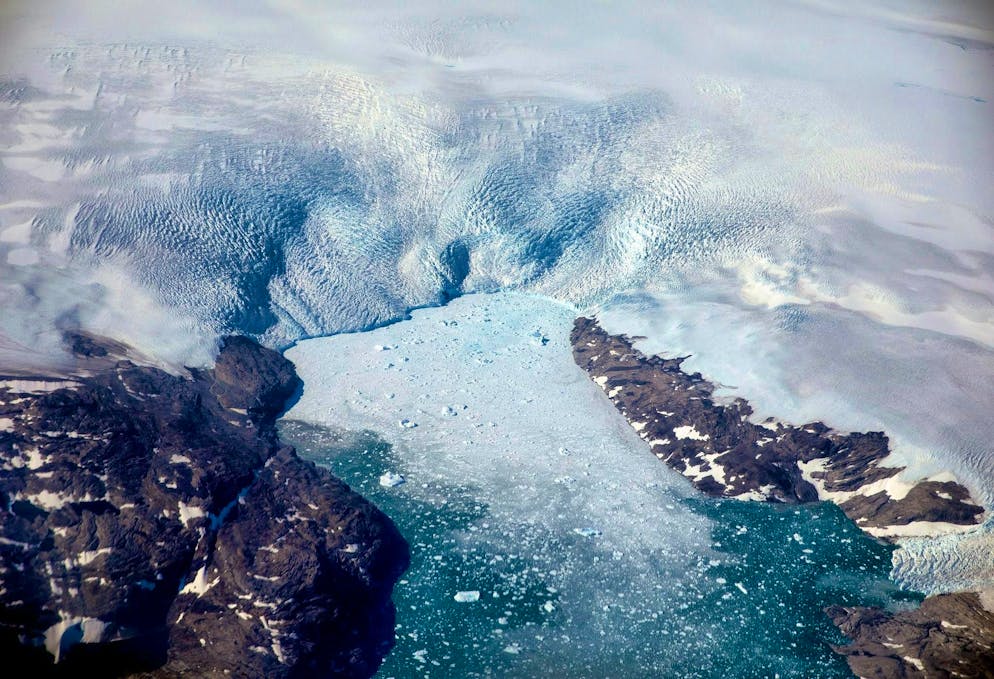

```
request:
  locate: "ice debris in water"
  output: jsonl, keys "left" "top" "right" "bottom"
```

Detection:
{"left": 286, "top": 294, "right": 715, "bottom": 671}
{"left": 398, "top": 419, "right": 417, "bottom": 429}
{"left": 453, "top": 590, "right": 481, "bottom": 603}
{"left": 573, "top": 527, "right": 601, "bottom": 538}
{"left": 530, "top": 329, "right": 550, "bottom": 346}
{"left": 379, "top": 471, "right": 406, "bottom": 488}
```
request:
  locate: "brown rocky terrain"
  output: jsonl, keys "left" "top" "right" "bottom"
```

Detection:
{"left": 0, "top": 333, "right": 409, "bottom": 678}
{"left": 828, "top": 591, "right": 994, "bottom": 678}
{"left": 570, "top": 316, "right": 983, "bottom": 535}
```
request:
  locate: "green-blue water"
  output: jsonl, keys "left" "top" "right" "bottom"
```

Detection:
{"left": 280, "top": 420, "right": 921, "bottom": 679}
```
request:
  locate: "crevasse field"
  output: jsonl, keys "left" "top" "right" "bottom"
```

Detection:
{"left": 1, "top": 1, "right": 993, "bottom": 676}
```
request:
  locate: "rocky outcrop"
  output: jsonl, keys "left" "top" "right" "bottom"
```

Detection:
{"left": 570, "top": 317, "right": 984, "bottom": 537}
{"left": 0, "top": 333, "right": 409, "bottom": 677}
{"left": 827, "top": 591, "right": 994, "bottom": 678}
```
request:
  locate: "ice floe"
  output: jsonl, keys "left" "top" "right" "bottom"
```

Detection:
{"left": 379, "top": 471, "right": 406, "bottom": 488}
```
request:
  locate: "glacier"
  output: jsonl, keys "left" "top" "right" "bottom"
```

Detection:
{"left": 1, "top": 0, "right": 992, "bottom": 672}
{"left": 1, "top": 1, "right": 992, "bottom": 368}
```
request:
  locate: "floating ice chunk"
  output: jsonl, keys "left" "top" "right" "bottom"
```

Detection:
{"left": 379, "top": 471, "right": 406, "bottom": 488}
{"left": 441, "top": 406, "right": 457, "bottom": 416}
{"left": 399, "top": 419, "right": 418, "bottom": 428}
{"left": 573, "top": 527, "right": 601, "bottom": 538}
{"left": 735, "top": 582, "right": 748, "bottom": 595}
{"left": 542, "top": 601, "right": 555, "bottom": 613}
{"left": 373, "top": 344, "right": 395, "bottom": 351}
{"left": 453, "top": 590, "right": 481, "bottom": 603}
{"left": 530, "top": 330, "right": 550, "bottom": 346}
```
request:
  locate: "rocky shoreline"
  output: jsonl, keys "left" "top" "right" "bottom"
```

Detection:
{"left": 570, "top": 316, "right": 993, "bottom": 677}
{"left": 570, "top": 317, "right": 983, "bottom": 536}
{"left": 0, "top": 333, "right": 409, "bottom": 677}
{"left": 828, "top": 591, "right": 994, "bottom": 678}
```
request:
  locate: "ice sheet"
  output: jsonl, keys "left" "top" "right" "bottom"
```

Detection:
{"left": 0, "top": 1, "right": 991, "bottom": 369}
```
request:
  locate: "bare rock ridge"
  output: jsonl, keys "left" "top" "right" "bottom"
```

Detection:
{"left": 570, "top": 317, "right": 983, "bottom": 536}
{"left": 827, "top": 592, "right": 994, "bottom": 679}
{"left": 0, "top": 333, "right": 409, "bottom": 678}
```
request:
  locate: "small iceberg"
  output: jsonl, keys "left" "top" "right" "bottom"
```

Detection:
{"left": 529, "top": 329, "right": 549, "bottom": 346}
{"left": 573, "top": 527, "right": 601, "bottom": 538}
{"left": 379, "top": 471, "right": 406, "bottom": 488}
{"left": 399, "top": 419, "right": 418, "bottom": 428}
{"left": 453, "top": 590, "right": 481, "bottom": 603}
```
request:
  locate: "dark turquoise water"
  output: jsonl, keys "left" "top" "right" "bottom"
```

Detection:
{"left": 280, "top": 420, "right": 922, "bottom": 679}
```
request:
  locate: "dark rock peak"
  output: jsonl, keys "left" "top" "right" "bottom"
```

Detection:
{"left": 0, "top": 334, "right": 408, "bottom": 678}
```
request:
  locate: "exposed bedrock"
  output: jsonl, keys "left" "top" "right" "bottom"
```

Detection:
{"left": 570, "top": 316, "right": 984, "bottom": 537}
{"left": 0, "top": 333, "right": 409, "bottom": 678}
{"left": 827, "top": 591, "right": 994, "bottom": 679}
